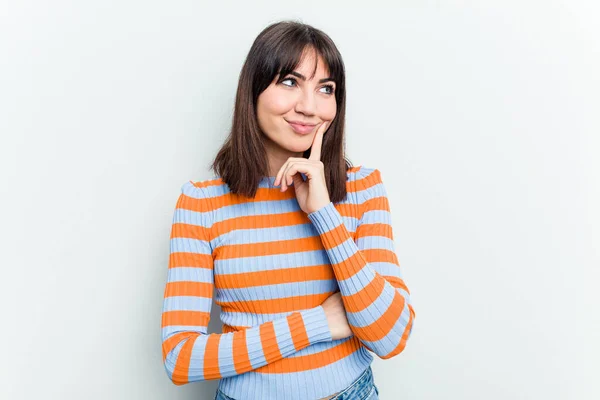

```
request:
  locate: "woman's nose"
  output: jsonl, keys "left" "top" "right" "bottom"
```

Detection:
{"left": 294, "top": 91, "right": 317, "bottom": 115}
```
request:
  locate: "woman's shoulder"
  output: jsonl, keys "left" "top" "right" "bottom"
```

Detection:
{"left": 346, "top": 164, "right": 383, "bottom": 186}
{"left": 180, "top": 174, "right": 224, "bottom": 199}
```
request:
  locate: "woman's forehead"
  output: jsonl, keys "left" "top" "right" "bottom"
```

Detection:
{"left": 283, "top": 51, "right": 331, "bottom": 80}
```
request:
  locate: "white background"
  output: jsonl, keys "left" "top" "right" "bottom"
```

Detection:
{"left": 1, "top": 1, "right": 598, "bottom": 399}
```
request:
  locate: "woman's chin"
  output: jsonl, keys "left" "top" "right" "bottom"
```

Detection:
{"left": 280, "top": 137, "right": 313, "bottom": 152}
{"left": 283, "top": 145, "right": 311, "bottom": 154}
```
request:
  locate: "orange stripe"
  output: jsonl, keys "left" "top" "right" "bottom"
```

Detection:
{"left": 168, "top": 251, "right": 212, "bottom": 269}
{"left": 217, "top": 209, "right": 307, "bottom": 231}
{"left": 162, "top": 331, "right": 190, "bottom": 362}
{"left": 361, "top": 248, "right": 399, "bottom": 264}
{"left": 232, "top": 329, "right": 252, "bottom": 375}
{"left": 287, "top": 311, "right": 310, "bottom": 352}
{"left": 212, "top": 203, "right": 356, "bottom": 236}
{"left": 355, "top": 222, "right": 393, "bottom": 241}
{"left": 171, "top": 221, "right": 211, "bottom": 240}
{"left": 164, "top": 281, "right": 212, "bottom": 297}
{"left": 362, "top": 195, "right": 389, "bottom": 213}
{"left": 223, "top": 324, "right": 248, "bottom": 333}
{"left": 347, "top": 165, "right": 362, "bottom": 174}
{"left": 332, "top": 250, "right": 368, "bottom": 279}
{"left": 335, "top": 202, "right": 355, "bottom": 216}
{"left": 204, "top": 334, "right": 222, "bottom": 379}
{"left": 162, "top": 310, "right": 210, "bottom": 328}
{"left": 215, "top": 235, "right": 324, "bottom": 260}
{"left": 260, "top": 321, "right": 281, "bottom": 364}
{"left": 217, "top": 293, "right": 332, "bottom": 314}
{"left": 190, "top": 178, "right": 223, "bottom": 189}
{"left": 171, "top": 334, "right": 197, "bottom": 385}
{"left": 178, "top": 192, "right": 214, "bottom": 213}
{"left": 358, "top": 168, "right": 382, "bottom": 192}
{"left": 215, "top": 264, "right": 334, "bottom": 289}
{"left": 385, "top": 275, "right": 410, "bottom": 294}
{"left": 318, "top": 224, "right": 351, "bottom": 249}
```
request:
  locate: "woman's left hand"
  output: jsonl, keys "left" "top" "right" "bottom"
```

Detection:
{"left": 274, "top": 121, "right": 332, "bottom": 215}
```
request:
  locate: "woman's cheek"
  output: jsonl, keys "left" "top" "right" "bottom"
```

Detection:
{"left": 324, "top": 96, "right": 337, "bottom": 117}
{"left": 322, "top": 104, "right": 337, "bottom": 122}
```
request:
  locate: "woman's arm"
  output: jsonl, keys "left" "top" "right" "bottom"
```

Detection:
{"left": 306, "top": 166, "right": 416, "bottom": 359}
{"left": 161, "top": 182, "right": 332, "bottom": 385}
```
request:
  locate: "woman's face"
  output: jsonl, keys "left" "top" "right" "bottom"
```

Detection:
{"left": 257, "top": 50, "right": 337, "bottom": 166}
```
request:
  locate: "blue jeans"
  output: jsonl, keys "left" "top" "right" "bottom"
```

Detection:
{"left": 214, "top": 365, "right": 379, "bottom": 400}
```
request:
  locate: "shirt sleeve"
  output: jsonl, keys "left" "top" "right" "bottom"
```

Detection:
{"left": 161, "top": 181, "right": 333, "bottom": 385}
{"left": 306, "top": 167, "right": 416, "bottom": 359}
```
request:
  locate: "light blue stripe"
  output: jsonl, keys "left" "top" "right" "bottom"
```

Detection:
{"left": 219, "top": 197, "right": 300, "bottom": 218}
{"left": 213, "top": 249, "right": 330, "bottom": 274}
{"left": 369, "top": 261, "right": 404, "bottom": 278}
{"left": 356, "top": 235, "right": 395, "bottom": 252}
{"left": 286, "top": 336, "right": 353, "bottom": 357}
{"left": 272, "top": 315, "right": 294, "bottom": 353}
{"left": 170, "top": 237, "right": 212, "bottom": 253}
{"left": 217, "top": 332, "right": 236, "bottom": 377}
{"left": 217, "top": 280, "right": 337, "bottom": 303}
{"left": 359, "top": 209, "right": 391, "bottom": 224}
{"left": 173, "top": 208, "right": 211, "bottom": 226}
{"left": 189, "top": 336, "right": 208, "bottom": 380}
{"left": 181, "top": 181, "right": 204, "bottom": 198}
{"left": 336, "top": 266, "right": 375, "bottom": 295}
{"left": 163, "top": 295, "right": 211, "bottom": 312}
{"left": 396, "top": 287, "right": 410, "bottom": 300}
{"left": 219, "top": 308, "right": 332, "bottom": 328}
{"left": 162, "top": 325, "right": 208, "bottom": 339}
{"left": 219, "top": 221, "right": 315, "bottom": 243}
{"left": 201, "top": 196, "right": 359, "bottom": 229}
{"left": 167, "top": 266, "right": 213, "bottom": 283}
{"left": 324, "top": 237, "right": 362, "bottom": 265}
{"left": 215, "top": 219, "right": 357, "bottom": 245}
{"left": 358, "top": 181, "right": 386, "bottom": 202}
{"left": 244, "top": 325, "right": 266, "bottom": 369}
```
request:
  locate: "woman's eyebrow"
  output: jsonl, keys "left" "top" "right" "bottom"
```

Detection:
{"left": 288, "top": 70, "right": 334, "bottom": 84}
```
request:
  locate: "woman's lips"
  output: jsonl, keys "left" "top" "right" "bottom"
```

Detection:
{"left": 287, "top": 121, "right": 316, "bottom": 134}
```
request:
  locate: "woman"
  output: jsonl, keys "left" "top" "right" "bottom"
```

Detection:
{"left": 160, "top": 20, "right": 416, "bottom": 400}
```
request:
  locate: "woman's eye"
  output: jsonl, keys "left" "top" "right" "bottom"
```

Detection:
{"left": 321, "top": 85, "right": 335, "bottom": 94}
{"left": 281, "top": 78, "right": 335, "bottom": 95}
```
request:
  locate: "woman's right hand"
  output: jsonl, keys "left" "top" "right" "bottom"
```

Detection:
{"left": 321, "top": 291, "right": 353, "bottom": 340}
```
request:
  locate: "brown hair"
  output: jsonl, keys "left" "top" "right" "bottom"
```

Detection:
{"left": 210, "top": 20, "right": 353, "bottom": 203}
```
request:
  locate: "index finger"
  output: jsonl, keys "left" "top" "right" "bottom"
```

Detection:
{"left": 308, "top": 121, "right": 328, "bottom": 161}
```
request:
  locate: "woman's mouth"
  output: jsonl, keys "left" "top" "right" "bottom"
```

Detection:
{"left": 286, "top": 120, "right": 316, "bottom": 135}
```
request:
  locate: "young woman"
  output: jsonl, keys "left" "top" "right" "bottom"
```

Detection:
{"left": 160, "top": 20, "right": 416, "bottom": 400}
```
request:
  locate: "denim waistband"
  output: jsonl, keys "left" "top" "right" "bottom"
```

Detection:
{"left": 329, "top": 365, "right": 376, "bottom": 400}
{"left": 214, "top": 365, "right": 377, "bottom": 400}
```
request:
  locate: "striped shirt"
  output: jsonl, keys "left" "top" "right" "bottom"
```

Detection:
{"left": 161, "top": 165, "right": 416, "bottom": 400}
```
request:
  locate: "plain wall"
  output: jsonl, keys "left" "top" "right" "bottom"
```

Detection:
{"left": 1, "top": 1, "right": 598, "bottom": 399}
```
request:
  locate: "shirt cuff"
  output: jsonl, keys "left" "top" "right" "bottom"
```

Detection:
{"left": 300, "top": 305, "right": 333, "bottom": 344}
{"left": 307, "top": 202, "right": 344, "bottom": 236}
